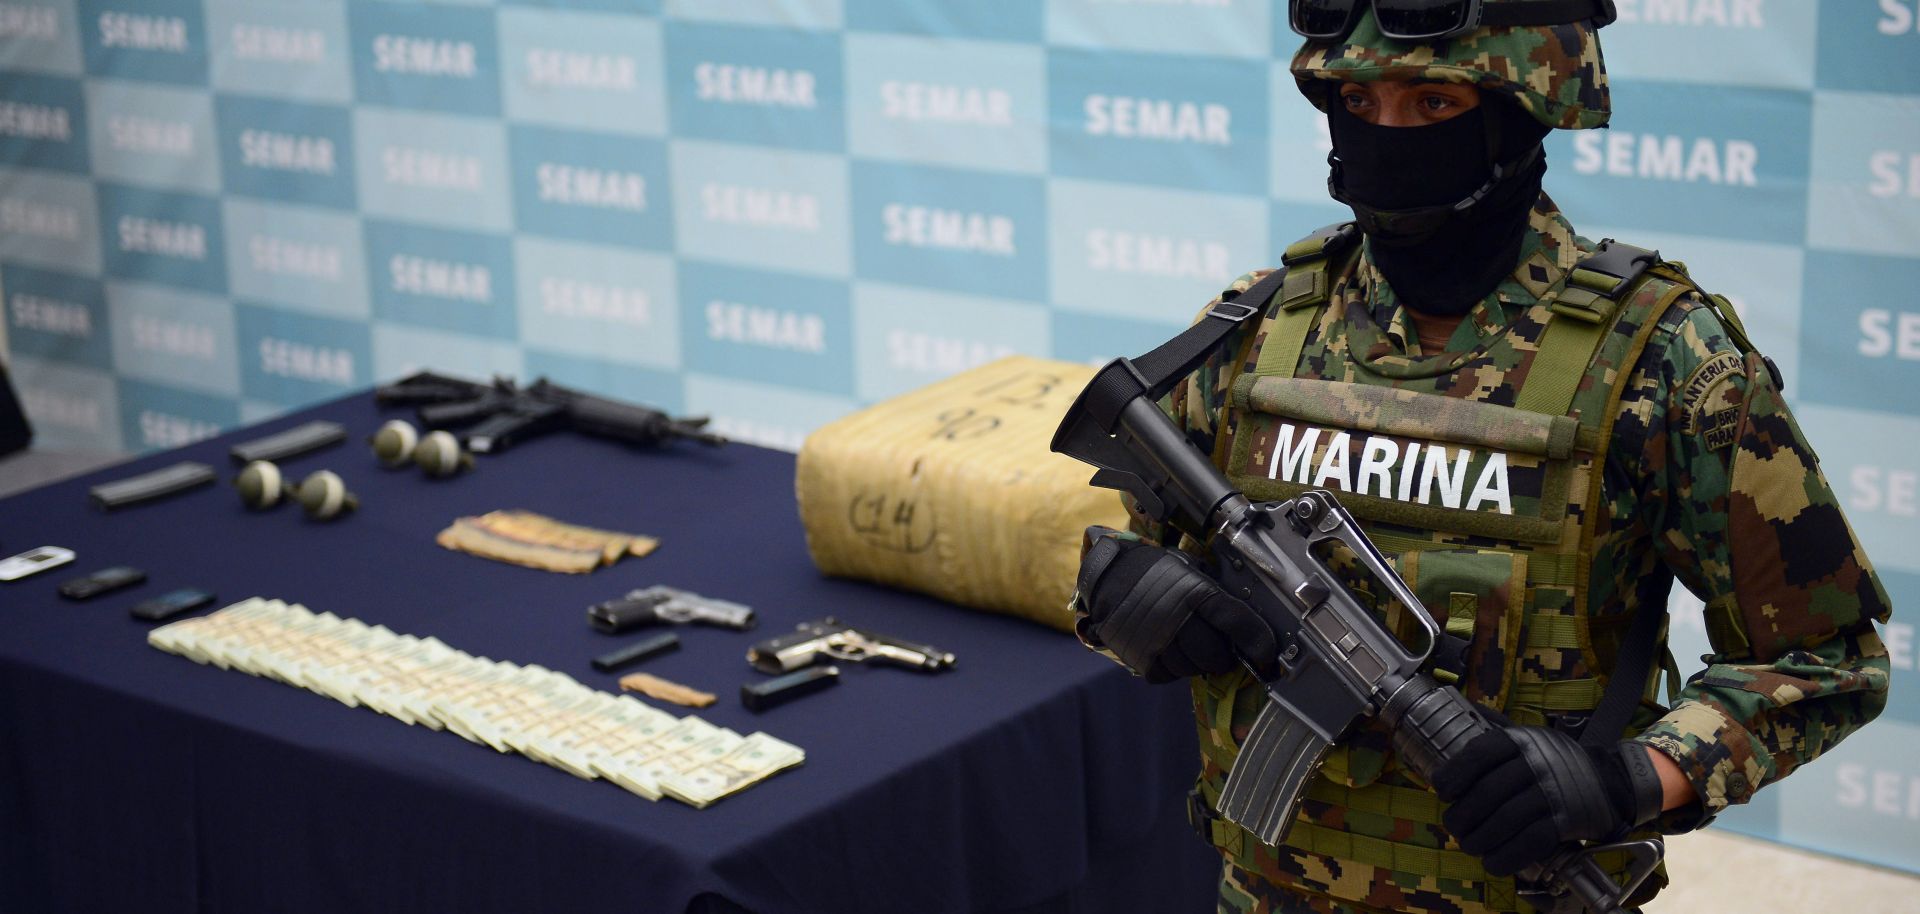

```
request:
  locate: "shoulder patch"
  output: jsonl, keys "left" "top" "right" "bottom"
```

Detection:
{"left": 1681, "top": 350, "right": 1744, "bottom": 450}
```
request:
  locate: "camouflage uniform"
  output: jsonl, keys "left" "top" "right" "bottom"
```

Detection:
{"left": 1082, "top": 11, "right": 1893, "bottom": 914}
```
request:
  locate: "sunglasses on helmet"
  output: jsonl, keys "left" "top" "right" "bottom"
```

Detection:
{"left": 1291, "top": 0, "right": 1617, "bottom": 42}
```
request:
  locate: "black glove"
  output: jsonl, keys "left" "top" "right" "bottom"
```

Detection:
{"left": 1076, "top": 534, "right": 1279, "bottom": 683}
{"left": 1430, "top": 724, "right": 1666, "bottom": 876}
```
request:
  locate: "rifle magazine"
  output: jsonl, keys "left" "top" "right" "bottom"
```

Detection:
{"left": 1217, "top": 697, "right": 1334, "bottom": 847}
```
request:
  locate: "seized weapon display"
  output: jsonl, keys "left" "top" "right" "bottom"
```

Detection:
{"left": 148, "top": 597, "right": 804, "bottom": 807}
{"left": 0, "top": 545, "right": 75, "bottom": 581}
{"left": 370, "top": 419, "right": 474, "bottom": 477}
{"left": 589, "top": 585, "right": 757, "bottom": 634}
{"left": 592, "top": 632, "right": 681, "bottom": 672}
{"left": 747, "top": 618, "right": 956, "bottom": 675}
{"left": 129, "top": 587, "right": 217, "bottom": 622}
{"left": 294, "top": 470, "right": 358, "bottom": 521}
{"left": 88, "top": 461, "right": 217, "bottom": 511}
{"left": 57, "top": 564, "right": 147, "bottom": 600}
{"left": 375, "top": 371, "right": 726, "bottom": 454}
{"left": 741, "top": 667, "right": 840, "bottom": 712}
{"left": 436, "top": 510, "right": 658, "bottom": 574}
{"left": 229, "top": 420, "right": 347, "bottom": 465}
{"left": 620, "top": 672, "right": 718, "bottom": 709}
{"left": 234, "top": 463, "right": 361, "bottom": 521}
{"left": 1050, "top": 356, "right": 1661, "bottom": 914}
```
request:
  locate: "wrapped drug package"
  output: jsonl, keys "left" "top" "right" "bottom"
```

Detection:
{"left": 795, "top": 356, "right": 1128, "bottom": 632}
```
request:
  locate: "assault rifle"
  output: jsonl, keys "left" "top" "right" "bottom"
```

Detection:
{"left": 1051, "top": 357, "right": 1661, "bottom": 914}
{"left": 375, "top": 371, "right": 726, "bottom": 455}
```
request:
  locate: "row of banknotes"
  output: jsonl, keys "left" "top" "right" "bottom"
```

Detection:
{"left": 147, "top": 597, "right": 803, "bottom": 808}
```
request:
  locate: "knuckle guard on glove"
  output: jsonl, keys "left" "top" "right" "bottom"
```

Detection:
{"left": 1433, "top": 725, "right": 1661, "bottom": 877}
{"left": 1506, "top": 727, "right": 1619, "bottom": 843}
{"left": 1079, "top": 539, "right": 1277, "bottom": 682}
{"left": 1102, "top": 550, "right": 1214, "bottom": 677}
{"left": 1191, "top": 590, "right": 1280, "bottom": 676}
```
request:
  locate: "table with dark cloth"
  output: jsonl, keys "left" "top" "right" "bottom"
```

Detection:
{"left": 0, "top": 393, "right": 1220, "bottom": 914}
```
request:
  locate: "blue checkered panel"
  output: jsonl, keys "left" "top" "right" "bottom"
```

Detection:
{"left": 2, "top": 0, "right": 1917, "bottom": 873}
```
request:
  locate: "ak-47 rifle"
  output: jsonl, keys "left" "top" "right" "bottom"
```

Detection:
{"left": 375, "top": 372, "right": 726, "bottom": 455}
{"left": 1051, "top": 353, "right": 1661, "bottom": 914}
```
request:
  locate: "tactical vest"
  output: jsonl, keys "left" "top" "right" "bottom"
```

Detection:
{"left": 1190, "top": 224, "right": 1749, "bottom": 914}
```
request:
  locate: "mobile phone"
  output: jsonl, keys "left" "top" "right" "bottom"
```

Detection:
{"left": 58, "top": 566, "right": 147, "bottom": 600}
{"left": 130, "top": 588, "right": 216, "bottom": 622}
{"left": 0, "top": 546, "right": 76, "bottom": 582}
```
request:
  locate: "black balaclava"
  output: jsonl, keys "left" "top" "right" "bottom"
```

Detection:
{"left": 1326, "top": 91, "right": 1553, "bottom": 317}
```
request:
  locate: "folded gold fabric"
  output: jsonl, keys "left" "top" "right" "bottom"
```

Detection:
{"left": 619, "top": 672, "right": 717, "bottom": 708}
{"left": 436, "top": 510, "right": 659, "bottom": 573}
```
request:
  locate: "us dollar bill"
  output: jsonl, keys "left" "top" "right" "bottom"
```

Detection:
{"left": 149, "top": 598, "right": 806, "bottom": 808}
{"left": 658, "top": 734, "right": 806, "bottom": 809}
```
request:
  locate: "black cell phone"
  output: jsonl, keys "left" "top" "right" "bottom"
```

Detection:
{"left": 130, "top": 588, "right": 216, "bottom": 622}
{"left": 58, "top": 566, "right": 147, "bottom": 600}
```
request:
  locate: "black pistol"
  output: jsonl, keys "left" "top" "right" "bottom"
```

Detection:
{"left": 590, "top": 586, "right": 757, "bottom": 634}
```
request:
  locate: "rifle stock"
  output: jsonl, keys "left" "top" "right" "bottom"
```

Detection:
{"left": 375, "top": 372, "right": 726, "bottom": 453}
{"left": 373, "top": 371, "right": 490, "bottom": 406}
{"left": 418, "top": 396, "right": 512, "bottom": 429}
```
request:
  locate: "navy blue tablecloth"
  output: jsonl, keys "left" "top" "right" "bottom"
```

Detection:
{"left": 0, "top": 394, "right": 1219, "bottom": 914}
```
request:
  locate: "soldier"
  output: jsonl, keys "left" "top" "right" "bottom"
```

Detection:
{"left": 1070, "top": 2, "right": 1894, "bottom": 913}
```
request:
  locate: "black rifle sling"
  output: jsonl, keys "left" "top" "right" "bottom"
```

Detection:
{"left": 1077, "top": 269, "right": 1289, "bottom": 438}
{"left": 1578, "top": 597, "right": 1667, "bottom": 747}
{"left": 1130, "top": 269, "right": 1290, "bottom": 402}
{"left": 1557, "top": 242, "right": 1670, "bottom": 748}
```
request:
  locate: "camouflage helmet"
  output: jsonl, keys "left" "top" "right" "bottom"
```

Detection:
{"left": 1290, "top": 7, "right": 1610, "bottom": 130}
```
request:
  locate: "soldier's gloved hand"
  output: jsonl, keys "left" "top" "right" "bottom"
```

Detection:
{"left": 1429, "top": 724, "right": 1665, "bottom": 876}
{"left": 1075, "top": 534, "right": 1280, "bottom": 683}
